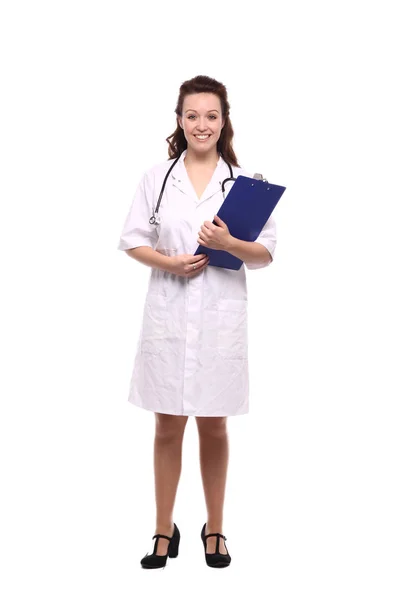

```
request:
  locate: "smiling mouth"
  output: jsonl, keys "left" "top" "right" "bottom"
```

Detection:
{"left": 194, "top": 134, "right": 211, "bottom": 140}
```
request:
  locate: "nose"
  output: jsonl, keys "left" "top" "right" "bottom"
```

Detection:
{"left": 196, "top": 117, "right": 209, "bottom": 131}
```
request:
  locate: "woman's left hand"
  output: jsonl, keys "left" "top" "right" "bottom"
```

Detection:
{"left": 197, "top": 215, "right": 233, "bottom": 251}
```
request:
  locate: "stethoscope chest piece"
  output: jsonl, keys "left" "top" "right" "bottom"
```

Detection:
{"left": 149, "top": 213, "right": 161, "bottom": 225}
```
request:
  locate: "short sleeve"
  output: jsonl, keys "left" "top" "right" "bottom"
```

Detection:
{"left": 244, "top": 213, "right": 277, "bottom": 270}
{"left": 117, "top": 171, "right": 158, "bottom": 251}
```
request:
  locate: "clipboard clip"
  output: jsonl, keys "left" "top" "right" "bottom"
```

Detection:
{"left": 221, "top": 172, "right": 269, "bottom": 195}
{"left": 253, "top": 173, "right": 269, "bottom": 184}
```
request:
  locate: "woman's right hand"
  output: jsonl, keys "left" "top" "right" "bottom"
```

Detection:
{"left": 169, "top": 253, "right": 210, "bottom": 278}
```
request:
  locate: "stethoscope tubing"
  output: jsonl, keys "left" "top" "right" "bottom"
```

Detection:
{"left": 149, "top": 153, "right": 234, "bottom": 225}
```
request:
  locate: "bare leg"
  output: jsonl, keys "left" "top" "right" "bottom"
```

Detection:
{"left": 152, "top": 412, "right": 188, "bottom": 555}
{"left": 196, "top": 416, "right": 229, "bottom": 554}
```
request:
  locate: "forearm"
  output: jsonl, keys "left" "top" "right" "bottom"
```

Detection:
{"left": 226, "top": 236, "right": 272, "bottom": 266}
{"left": 125, "top": 246, "right": 172, "bottom": 271}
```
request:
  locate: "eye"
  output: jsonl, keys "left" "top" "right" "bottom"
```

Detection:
{"left": 188, "top": 115, "right": 196, "bottom": 120}
{"left": 209, "top": 115, "right": 217, "bottom": 119}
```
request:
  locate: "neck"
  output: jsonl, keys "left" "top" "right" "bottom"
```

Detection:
{"left": 184, "top": 147, "right": 220, "bottom": 168}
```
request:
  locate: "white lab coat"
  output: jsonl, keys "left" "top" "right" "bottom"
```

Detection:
{"left": 118, "top": 149, "right": 277, "bottom": 416}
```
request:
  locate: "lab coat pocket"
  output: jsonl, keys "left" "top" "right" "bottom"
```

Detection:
{"left": 141, "top": 294, "right": 167, "bottom": 355}
{"left": 217, "top": 298, "right": 248, "bottom": 360}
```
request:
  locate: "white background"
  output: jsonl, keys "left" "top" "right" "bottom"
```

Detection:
{"left": 1, "top": 0, "right": 399, "bottom": 598}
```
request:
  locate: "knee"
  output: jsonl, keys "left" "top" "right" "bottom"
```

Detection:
{"left": 196, "top": 417, "right": 228, "bottom": 440}
{"left": 155, "top": 413, "right": 188, "bottom": 443}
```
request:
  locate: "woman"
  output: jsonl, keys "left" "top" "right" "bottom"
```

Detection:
{"left": 117, "top": 75, "right": 277, "bottom": 569}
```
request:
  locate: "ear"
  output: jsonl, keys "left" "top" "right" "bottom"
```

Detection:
{"left": 177, "top": 116, "right": 183, "bottom": 129}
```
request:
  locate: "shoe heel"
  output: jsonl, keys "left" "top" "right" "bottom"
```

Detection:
{"left": 168, "top": 532, "right": 180, "bottom": 558}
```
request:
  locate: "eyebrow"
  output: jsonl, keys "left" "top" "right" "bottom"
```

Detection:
{"left": 184, "top": 109, "right": 220, "bottom": 113}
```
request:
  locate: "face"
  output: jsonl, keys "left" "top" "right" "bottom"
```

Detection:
{"left": 178, "top": 93, "right": 225, "bottom": 154}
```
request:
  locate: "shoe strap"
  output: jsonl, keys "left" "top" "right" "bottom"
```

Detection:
{"left": 204, "top": 533, "right": 227, "bottom": 541}
{"left": 151, "top": 533, "right": 173, "bottom": 556}
{"left": 204, "top": 532, "right": 227, "bottom": 554}
{"left": 152, "top": 533, "right": 173, "bottom": 541}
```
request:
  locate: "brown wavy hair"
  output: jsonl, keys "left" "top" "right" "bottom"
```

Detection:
{"left": 166, "top": 75, "right": 240, "bottom": 167}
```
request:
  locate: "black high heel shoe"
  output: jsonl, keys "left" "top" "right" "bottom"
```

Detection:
{"left": 201, "top": 523, "right": 231, "bottom": 568}
{"left": 140, "top": 523, "right": 180, "bottom": 569}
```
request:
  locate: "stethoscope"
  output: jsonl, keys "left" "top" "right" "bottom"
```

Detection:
{"left": 149, "top": 153, "right": 236, "bottom": 225}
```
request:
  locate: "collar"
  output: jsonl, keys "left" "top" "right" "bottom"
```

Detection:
{"left": 176, "top": 148, "right": 224, "bottom": 168}
{"left": 170, "top": 149, "right": 227, "bottom": 203}
{"left": 172, "top": 148, "right": 226, "bottom": 179}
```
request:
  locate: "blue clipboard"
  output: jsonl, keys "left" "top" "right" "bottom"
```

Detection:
{"left": 194, "top": 175, "right": 286, "bottom": 270}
